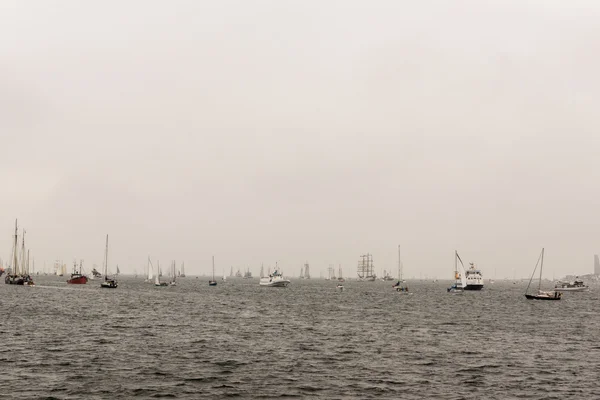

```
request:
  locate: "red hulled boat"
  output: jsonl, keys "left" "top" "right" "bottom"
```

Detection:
{"left": 67, "top": 261, "right": 88, "bottom": 284}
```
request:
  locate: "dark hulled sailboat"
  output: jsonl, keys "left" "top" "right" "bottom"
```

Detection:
{"left": 100, "top": 234, "right": 118, "bottom": 289}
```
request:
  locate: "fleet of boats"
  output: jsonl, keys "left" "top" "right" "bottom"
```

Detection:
{"left": 1, "top": 221, "right": 594, "bottom": 299}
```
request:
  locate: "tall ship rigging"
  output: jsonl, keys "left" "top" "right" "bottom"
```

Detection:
{"left": 357, "top": 253, "right": 376, "bottom": 281}
{"left": 5, "top": 220, "right": 34, "bottom": 286}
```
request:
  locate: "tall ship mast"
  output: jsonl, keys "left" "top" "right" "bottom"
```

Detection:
{"left": 304, "top": 262, "right": 310, "bottom": 279}
{"left": 5, "top": 220, "right": 34, "bottom": 286}
{"left": 357, "top": 253, "right": 376, "bottom": 281}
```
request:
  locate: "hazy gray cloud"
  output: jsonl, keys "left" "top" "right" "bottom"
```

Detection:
{"left": 1, "top": 0, "right": 599, "bottom": 278}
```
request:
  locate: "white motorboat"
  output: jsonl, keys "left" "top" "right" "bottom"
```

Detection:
{"left": 259, "top": 268, "right": 290, "bottom": 287}
{"left": 553, "top": 278, "right": 588, "bottom": 292}
{"left": 336, "top": 284, "right": 344, "bottom": 291}
{"left": 464, "top": 262, "right": 484, "bottom": 290}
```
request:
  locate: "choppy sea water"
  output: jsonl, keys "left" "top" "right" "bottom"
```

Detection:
{"left": 1, "top": 276, "right": 600, "bottom": 399}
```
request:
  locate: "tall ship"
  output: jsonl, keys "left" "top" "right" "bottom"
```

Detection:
{"left": 244, "top": 268, "right": 252, "bottom": 279}
{"left": 338, "top": 265, "right": 345, "bottom": 282}
{"left": 303, "top": 262, "right": 310, "bottom": 279}
{"left": 5, "top": 220, "right": 35, "bottom": 286}
{"left": 54, "top": 260, "right": 66, "bottom": 276}
{"left": 235, "top": 268, "right": 242, "bottom": 278}
{"left": 464, "top": 262, "right": 484, "bottom": 290}
{"left": 67, "top": 260, "right": 88, "bottom": 284}
{"left": 357, "top": 253, "right": 376, "bottom": 281}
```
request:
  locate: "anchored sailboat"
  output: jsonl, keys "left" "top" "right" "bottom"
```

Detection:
{"left": 525, "top": 248, "right": 561, "bottom": 300}
{"left": 169, "top": 260, "right": 177, "bottom": 286}
{"left": 209, "top": 256, "right": 217, "bottom": 286}
{"left": 154, "top": 260, "right": 168, "bottom": 286}
{"left": 5, "top": 220, "right": 34, "bottom": 286}
{"left": 146, "top": 256, "right": 154, "bottom": 282}
{"left": 393, "top": 245, "right": 409, "bottom": 293}
{"left": 100, "top": 235, "right": 117, "bottom": 289}
{"left": 447, "top": 251, "right": 466, "bottom": 293}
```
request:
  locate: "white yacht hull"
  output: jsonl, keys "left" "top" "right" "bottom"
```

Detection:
{"left": 260, "top": 279, "right": 290, "bottom": 287}
{"left": 553, "top": 286, "right": 588, "bottom": 292}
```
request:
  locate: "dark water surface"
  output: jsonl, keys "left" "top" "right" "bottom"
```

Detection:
{"left": 2, "top": 276, "right": 600, "bottom": 399}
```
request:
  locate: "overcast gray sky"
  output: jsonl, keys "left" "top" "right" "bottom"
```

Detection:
{"left": 1, "top": 0, "right": 599, "bottom": 279}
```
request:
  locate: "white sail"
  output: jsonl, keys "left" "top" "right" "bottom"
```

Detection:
{"left": 147, "top": 257, "right": 153, "bottom": 280}
{"left": 154, "top": 269, "right": 160, "bottom": 285}
{"left": 456, "top": 252, "right": 467, "bottom": 288}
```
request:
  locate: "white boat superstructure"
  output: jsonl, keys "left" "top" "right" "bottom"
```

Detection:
{"left": 554, "top": 278, "right": 589, "bottom": 292}
{"left": 464, "top": 263, "right": 484, "bottom": 290}
{"left": 259, "top": 267, "right": 290, "bottom": 287}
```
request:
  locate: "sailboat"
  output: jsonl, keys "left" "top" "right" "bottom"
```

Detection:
{"left": 393, "top": 245, "right": 409, "bottom": 293}
{"left": 154, "top": 260, "right": 168, "bottom": 286}
{"left": 5, "top": 220, "right": 34, "bottom": 286}
{"left": 357, "top": 254, "right": 376, "bottom": 281}
{"left": 146, "top": 256, "right": 154, "bottom": 282}
{"left": 100, "top": 235, "right": 118, "bottom": 289}
{"left": 180, "top": 261, "right": 186, "bottom": 278}
{"left": 337, "top": 265, "right": 345, "bottom": 282}
{"left": 525, "top": 248, "right": 561, "bottom": 300}
{"left": 169, "top": 260, "right": 177, "bottom": 286}
{"left": 222, "top": 269, "right": 226, "bottom": 282}
{"left": 209, "top": 256, "right": 217, "bottom": 286}
{"left": 447, "top": 251, "right": 466, "bottom": 293}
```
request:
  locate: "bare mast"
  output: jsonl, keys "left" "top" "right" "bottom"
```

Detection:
{"left": 104, "top": 234, "right": 109, "bottom": 280}
{"left": 12, "top": 220, "right": 18, "bottom": 276}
